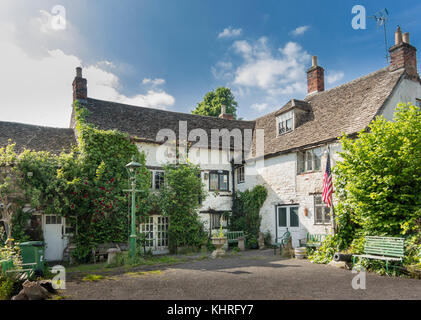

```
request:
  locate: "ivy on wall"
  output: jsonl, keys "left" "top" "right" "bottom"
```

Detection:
{"left": 231, "top": 185, "right": 268, "bottom": 248}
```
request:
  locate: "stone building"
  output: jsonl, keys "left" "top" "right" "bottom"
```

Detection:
{"left": 1, "top": 27, "right": 420, "bottom": 259}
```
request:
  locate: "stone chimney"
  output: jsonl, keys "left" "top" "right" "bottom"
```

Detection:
{"left": 307, "top": 56, "right": 325, "bottom": 94}
{"left": 389, "top": 26, "right": 418, "bottom": 80}
{"left": 218, "top": 105, "right": 234, "bottom": 120}
{"left": 72, "top": 67, "right": 87, "bottom": 101}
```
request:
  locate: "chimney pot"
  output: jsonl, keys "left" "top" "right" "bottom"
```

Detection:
{"left": 395, "top": 26, "right": 403, "bottom": 45}
{"left": 403, "top": 32, "right": 410, "bottom": 44}
{"left": 76, "top": 67, "right": 82, "bottom": 78}
{"left": 218, "top": 104, "right": 234, "bottom": 120}
{"left": 312, "top": 56, "right": 318, "bottom": 67}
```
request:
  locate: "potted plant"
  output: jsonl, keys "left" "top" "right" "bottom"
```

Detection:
{"left": 211, "top": 218, "right": 227, "bottom": 258}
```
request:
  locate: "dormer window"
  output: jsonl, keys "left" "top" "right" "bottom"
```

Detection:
{"left": 277, "top": 111, "right": 294, "bottom": 135}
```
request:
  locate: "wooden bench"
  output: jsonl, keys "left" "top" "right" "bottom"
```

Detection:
{"left": 92, "top": 243, "right": 120, "bottom": 264}
{"left": 226, "top": 231, "right": 244, "bottom": 245}
{"left": 273, "top": 230, "right": 291, "bottom": 255}
{"left": 298, "top": 233, "right": 327, "bottom": 248}
{"left": 352, "top": 236, "right": 405, "bottom": 274}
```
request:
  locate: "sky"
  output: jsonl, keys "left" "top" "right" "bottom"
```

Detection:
{"left": 1, "top": 0, "right": 420, "bottom": 127}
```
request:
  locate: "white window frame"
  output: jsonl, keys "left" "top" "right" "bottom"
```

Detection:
{"left": 277, "top": 111, "right": 294, "bottom": 136}
{"left": 277, "top": 205, "right": 300, "bottom": 228}
{"left": 314, "top": 195, "right": 331, "bottom": 225}
{"left": 298, "top": 147, "right": 323, "bottom": 174}
{"left": 150, "top": 170, "right": 165, "bottom": 190}
{"left": 236, "top": 166, "right": 245, "bottom": 184}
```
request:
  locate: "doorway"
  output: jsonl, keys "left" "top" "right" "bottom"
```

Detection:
{"left": 276, "top": 205, "right": 301, "bottom": 248}
{"left": 43, "top": 214, "right": 67, "bottom": 261}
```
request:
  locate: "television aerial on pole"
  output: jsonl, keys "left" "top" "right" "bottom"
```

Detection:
{"left": 369, "top": 8, "right": 390, "bottom": 63}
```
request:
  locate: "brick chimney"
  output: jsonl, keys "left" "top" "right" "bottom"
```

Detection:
{"left": 307, "top": 56, "right": 325, "bottom": 94}
{"left": 218, "top": 105, "right": 234, "bottom": 120}
{"left": 389, "top": 26, "right": 418, "bottom": 80}
{"left": 72, "top": 67, "right": 87, "bottom": 101}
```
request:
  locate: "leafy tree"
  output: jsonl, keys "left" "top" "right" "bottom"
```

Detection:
{"left": 157, "top": 162, "right": 206, "bottom": 253}
{"left": 310, "top": 103, "right": 421, "bottom": 269}
{"left": 192, "top": 87, "right": 238, "bottom": 118}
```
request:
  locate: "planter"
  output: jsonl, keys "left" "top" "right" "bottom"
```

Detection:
{"left": 294, "top": 247, "right": 306, "bottom": 259}
{"left": 211, "top": 237, "right": 227, "bottom": 258}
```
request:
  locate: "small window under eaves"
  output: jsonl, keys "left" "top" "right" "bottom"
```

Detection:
{"left": 277, "top": 111, "right": 294, "bottom": 136}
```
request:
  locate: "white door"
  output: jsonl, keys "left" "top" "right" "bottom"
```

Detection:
{"left": 43, "top": 215, "right": 65, "bottom": 261}
{"left": 139, "top": 216, "right": 169, "bottom": 254}
{"left": 276, "top": 206, "right": 301, "bottom": 248}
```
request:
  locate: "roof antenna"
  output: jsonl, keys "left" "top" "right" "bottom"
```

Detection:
{"left": 369, "top": 8, "right": 390, "bottom": 63}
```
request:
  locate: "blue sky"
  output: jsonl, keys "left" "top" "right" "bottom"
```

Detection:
{"left": 1, "top": 0, "right": 420, "bottom": 127}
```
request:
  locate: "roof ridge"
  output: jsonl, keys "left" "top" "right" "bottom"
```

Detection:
{"left": 0, "top": 121, "right": 74, "bottom": 131}
{"left": 86, "top": 97, "right": 255, "bottom": 124}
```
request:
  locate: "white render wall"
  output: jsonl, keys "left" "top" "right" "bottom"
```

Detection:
{"left": 136, "top": 142, "right": 232, "bottom": 231}
{"left": 381, "top": 78, "right": 421, "bottom": 120}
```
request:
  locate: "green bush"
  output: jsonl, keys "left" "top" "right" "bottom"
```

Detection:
{"left": 0, "top": 274, "right": 23, "bottom": 300}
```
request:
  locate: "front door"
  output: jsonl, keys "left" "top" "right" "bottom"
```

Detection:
{"left": 43, "top": 215, "right": 65, "bottom": 261}
{"left": 276, "top": 205, "right": 300, "bottom": 248}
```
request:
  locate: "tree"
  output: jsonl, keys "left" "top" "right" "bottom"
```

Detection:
{"left": 192, "top": 87, "right": 238, "bottom": 118}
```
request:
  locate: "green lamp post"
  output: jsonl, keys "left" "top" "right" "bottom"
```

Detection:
{"left": 125, "top": 156, "right": 142, "bottom": 259}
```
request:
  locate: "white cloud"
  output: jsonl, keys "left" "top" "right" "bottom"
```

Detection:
{"left": 218, "top": 26, "right": 243, "bottom": 38}
{"left": 232, "top": 38, "right": 311, "bottom": 95}
{"left": 251, "top": 103, "right": 268, "bottom": 112}
{"left": 0, "top": 9, "right": 175, "bottom": 128}
{"left": 290, "top": 25, "right": 310, "bottom": 36}
{"left": 142, "top": 78, "right": 166, "bottom": 86}
{"left": 326, "top": 71, "right": 345, "bottom": 85}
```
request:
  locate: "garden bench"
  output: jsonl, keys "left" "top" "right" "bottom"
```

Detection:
{"left": 92, "top": 243, "right": 120, "bottom": 264}
{"left": 352, "top": 236, "right": 405, "bottom": 274}
{"left": 226, "top": 231, "right": 244, "bottom": 245}
{"left": 273, "top": 229, "right": 291, "bottom": 255}
{"left": 298, "top": 233, "right": 327, "bottom": 248}
{"left": 1, "top": 259, "right": 35, "bottom": 280}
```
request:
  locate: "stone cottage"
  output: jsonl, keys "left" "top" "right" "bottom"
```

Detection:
{"left": 1, "top": 27, "right": 420, "bottom": 259}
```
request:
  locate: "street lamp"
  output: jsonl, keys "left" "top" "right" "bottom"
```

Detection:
{"left": 125, "top": 156, "right": 142, "bottom": 259}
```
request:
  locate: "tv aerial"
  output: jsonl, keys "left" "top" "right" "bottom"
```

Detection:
{"left": 369, "top": 8, "right": 390, "bottom": 63}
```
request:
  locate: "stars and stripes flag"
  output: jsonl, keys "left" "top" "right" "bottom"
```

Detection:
{"left": 322, "top": 153, "right": 333, "bottom": 208}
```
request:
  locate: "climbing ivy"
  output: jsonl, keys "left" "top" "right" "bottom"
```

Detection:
{"left": 231, "top": 185, "right": 268, "bottom": 247}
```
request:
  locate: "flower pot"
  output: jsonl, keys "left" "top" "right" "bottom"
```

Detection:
{"left": 211, "top": 237, "right": 227, "bottom": 258}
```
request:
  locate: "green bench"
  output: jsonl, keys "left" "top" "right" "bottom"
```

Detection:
{"left": 299, "top": 233, "right": 327, "bottom": 248}
{"left": 273, "top": 229, "right": 291, "bottom": 255}
{"left": 352, "top": 236, "right": 405, "bottom": 274}
{"left": 226, "top": 231, "right": 245, "bottom": 245}
{"left": 1, "top": 259, "right": 35, "bottom": 280}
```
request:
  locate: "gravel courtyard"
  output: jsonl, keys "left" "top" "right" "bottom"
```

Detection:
{"left": 63, "top": 250, "right": 421, "bottom": 300}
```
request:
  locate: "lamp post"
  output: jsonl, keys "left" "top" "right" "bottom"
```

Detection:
{"left": 125, "top": 156, "right": 142, "bottom": 259}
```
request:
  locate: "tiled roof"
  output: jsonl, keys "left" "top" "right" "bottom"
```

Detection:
{"left": 81, "top": 98, "right": 256, "bottom": 149}
{"left": 0, "top": 122, "right": 76, "bottom": 154}
{"left": 254, "top": 67, "right": 405, "bottom": 158}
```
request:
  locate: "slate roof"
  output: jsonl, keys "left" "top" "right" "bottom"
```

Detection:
{"left": 0, "top": 122, "right": 76, "bottom": 154}
{"left": 254, "top": 67, "right": 406, "bottom": 158}
{"left": 81, "top": 98, "right": 255, "bottom": 149}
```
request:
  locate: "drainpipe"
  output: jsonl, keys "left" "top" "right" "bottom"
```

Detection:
{"left": 230, "top": 158, "right": 235, "bottom": 213}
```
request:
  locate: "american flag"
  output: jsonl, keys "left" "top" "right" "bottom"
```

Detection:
{"left": 322, "top": 153, "right": 333, "bottom": 208}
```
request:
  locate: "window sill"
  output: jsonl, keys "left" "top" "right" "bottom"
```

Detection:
{"left": 297, "top": 170, "right": 322, "bottom": 176}
{"left": 314, "top": 223, "right": 331, "bottom": 226}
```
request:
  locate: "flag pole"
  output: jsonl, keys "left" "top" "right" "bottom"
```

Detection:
{"left": 329, "top": 146, "right": 337, "bottom": 234}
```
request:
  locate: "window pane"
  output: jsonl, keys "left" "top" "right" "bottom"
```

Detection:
{"left": 306, "top": 150, "right": 313, "bottom": 171}
{"left": 324, "top": 207, "right": 331, "bottom": 223}
{"left": 209, "top": 173, "right": 218, "bottom": 190}
{"left": 56, "top": 216, "right": 62, "bottom": 224}
{"left": 154, "top": 171, "right": 164, "bottom": 190}
{"left": 286, "top": 118, "right": 293, "bottom": 131}
{"left": 290, "top": 207, "right": 299, "bottom": 227}
{"left": 46, "top": 216, "right": 51, "bottom": 224}
{"left": 279, "top": 121, "right": 285, "bottom": 134}
{"left": 219, "top": 173, "right": 228, "bottom": 191}
{"left": 278, "top": 208, "right": 287, "bottom": 227}
{"left": 314, "top": 148, "right": 322, "bottom": 171}
{"left": 297, "top": 152, "right": 305, "bottom": 175}
{"left": 315, "top": 195, "right": 322, "bottom": 205}
{"left": 315, "top": 207, "right": 323, "bottom": 224}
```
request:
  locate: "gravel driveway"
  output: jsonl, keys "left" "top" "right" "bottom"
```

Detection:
{"left": 63, "top": 250, "right": 421, "bottom": 300}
